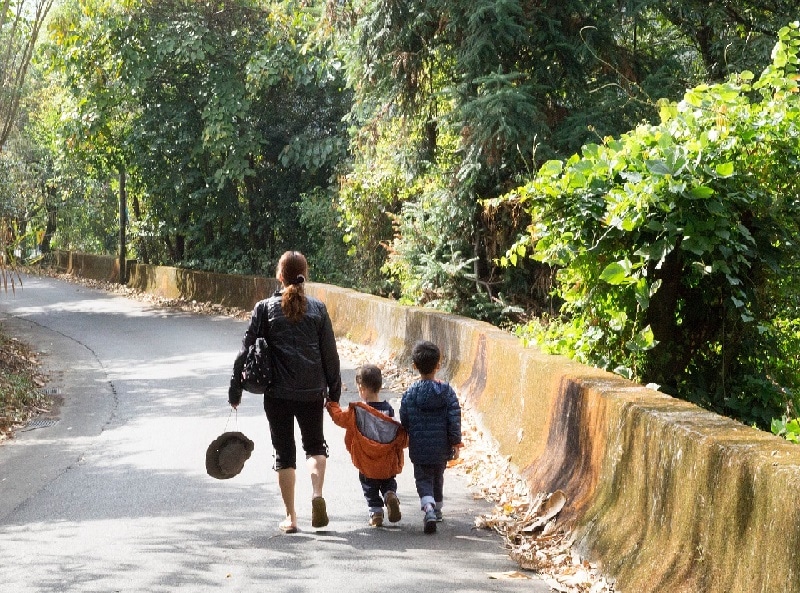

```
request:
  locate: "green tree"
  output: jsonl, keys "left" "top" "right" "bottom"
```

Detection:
{"left": 0, "top": 0, "right": 54, "bottom": 149}
{"left": 653, "top": 0, "right": 797, "bottom": 81}
{"left": 330, "top": 0, "right": 799, "bottom": 322}
{"left": 328, "top": 0, "right": 718, "bottom": 316}
{"left": 0, "top": 0, "right": 55, "bottom": 290}
{"left": 39, "top": 0, "right": 350, "bottom": 274}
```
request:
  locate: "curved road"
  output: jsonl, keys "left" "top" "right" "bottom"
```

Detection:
{"left": 0, "top": 273, "right": 550, "bottom": 593}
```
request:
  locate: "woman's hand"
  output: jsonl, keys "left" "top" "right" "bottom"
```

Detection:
{"left": 228, "top": 381, "right": 243, "bottom": 408}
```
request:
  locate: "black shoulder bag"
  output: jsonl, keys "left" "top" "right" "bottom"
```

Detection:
{"left": 241, "top": 302, "right": 274, "bottom": 394}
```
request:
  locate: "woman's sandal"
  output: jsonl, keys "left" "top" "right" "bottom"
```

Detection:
{"left": 279, "top": 518, "right": 298, "bottom": 534}
{"left": 311, "top": 496, "right": 328, "bottom": 528}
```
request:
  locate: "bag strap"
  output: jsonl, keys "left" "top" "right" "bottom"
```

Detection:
{"left": 258, "top": 299, "right": 271, "bottom": 340}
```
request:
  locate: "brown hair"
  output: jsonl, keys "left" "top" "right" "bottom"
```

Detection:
{"left": 276, "top": 251, "right": 308, "bottom": 322}
{"left": 355, "top": 364, "right": 383, "bottom": 393}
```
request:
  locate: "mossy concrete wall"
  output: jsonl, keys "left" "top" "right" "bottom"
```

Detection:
{"left": 47, "top": 252, "right": 800, "bottom": 593}
{"left": 50, "top": 250, "right": 127, "bottom": 283}
{"left": 127, "top": 263, "right": 280, "bottom": 310}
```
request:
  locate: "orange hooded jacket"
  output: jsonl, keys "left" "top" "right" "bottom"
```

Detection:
{"left": 327, "top": 401, "right": 408, "bottom": 479}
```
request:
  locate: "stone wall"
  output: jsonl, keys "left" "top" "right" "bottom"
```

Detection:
{"left": 46, "top": 251, "right": 800, "bottom": 593}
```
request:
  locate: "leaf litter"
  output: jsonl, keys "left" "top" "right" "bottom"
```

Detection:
{"left": 0, "top": 336, "right": 50, "bottom": 441}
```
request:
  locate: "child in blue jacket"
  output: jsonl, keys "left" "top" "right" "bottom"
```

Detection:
{"left": 399, "top": 340, "right": 463, "bottom": 534}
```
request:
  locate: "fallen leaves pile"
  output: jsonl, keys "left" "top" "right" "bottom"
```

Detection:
{"left": 24, "top": 269, "right": 616, "bottom": 592}
{"left": 0, "top": 336, "right": 49, "bottom": 441}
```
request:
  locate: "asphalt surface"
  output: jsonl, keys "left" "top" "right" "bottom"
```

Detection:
{"left": 0, "top": 273, "right": 551, "bottom": 593}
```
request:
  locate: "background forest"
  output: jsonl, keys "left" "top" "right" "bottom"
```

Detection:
{"left": 2, "top": 0, "right": 800, "bottom": 438}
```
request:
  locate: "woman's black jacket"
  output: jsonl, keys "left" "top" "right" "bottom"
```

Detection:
{"left": 229, "top": 292, "right": 341, "bottom": 405}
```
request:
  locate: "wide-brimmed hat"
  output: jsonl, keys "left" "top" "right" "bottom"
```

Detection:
{"left": 206, "top": 431, "right": 255, "bottom": 479}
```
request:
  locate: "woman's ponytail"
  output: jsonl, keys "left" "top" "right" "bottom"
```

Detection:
{"left": 276, "top": 251, "right": 308, "bottom": 322}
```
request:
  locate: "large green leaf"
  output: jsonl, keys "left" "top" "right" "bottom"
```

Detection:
{"left": 600, "top": 260, "right": 635, "bottom": 285}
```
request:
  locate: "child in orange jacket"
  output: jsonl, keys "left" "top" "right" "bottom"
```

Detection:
{"left": 326, "top": 364, "right": 408, "bottom": 526}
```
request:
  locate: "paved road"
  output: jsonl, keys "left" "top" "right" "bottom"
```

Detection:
{"left": 0, "top": 273, "right": 550, "bottom": 593}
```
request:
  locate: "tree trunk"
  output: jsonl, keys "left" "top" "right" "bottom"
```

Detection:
{"left": 118, "top": 168, "right": 127, "bottom": 284}
{"left": 40, "top": 185, "right": 58, "bottom": 254}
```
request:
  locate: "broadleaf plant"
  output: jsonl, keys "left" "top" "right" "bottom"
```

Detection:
{"left": 505, "top": 22, "right": 800, "bottom": 430}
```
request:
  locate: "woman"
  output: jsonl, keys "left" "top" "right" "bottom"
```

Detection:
{"left": 229, "top": 251, "right": 341, "bottom": 533}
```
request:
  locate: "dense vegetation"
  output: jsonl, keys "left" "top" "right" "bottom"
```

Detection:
{"left": 1, "top": 0, "right": 799, "bottom": 437}
{"left": 506, "top": 23, "right": 800, "bottom": 428}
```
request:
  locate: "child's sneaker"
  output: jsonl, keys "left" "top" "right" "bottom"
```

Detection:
{"left": 384, "top": 491, "right": 401, "bottom": 523}
{"left": 434, "top": 509, "right": 443, "bottom": 522}
{"left": 423, "top": 508, "right": 437, "bottom": 534}
{"left": 369, "top": 511, "right": 384, "bottom": 527}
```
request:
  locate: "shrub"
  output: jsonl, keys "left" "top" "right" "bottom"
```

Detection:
{"left": 503, "top": 23, "right": 800, "bottom": 430}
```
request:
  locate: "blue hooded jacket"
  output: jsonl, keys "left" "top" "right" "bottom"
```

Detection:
{"left": 400, "top": 379, "right": 462, "bottom": 465}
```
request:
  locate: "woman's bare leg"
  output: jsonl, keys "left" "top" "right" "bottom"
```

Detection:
{"left": 277, "top": 468, "right": 296, "bottom": 528}
{"left": 307, "top": 454, "right": 326, "bottom": 498}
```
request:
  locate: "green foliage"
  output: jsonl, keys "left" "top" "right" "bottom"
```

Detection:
{"left": 329, "top": 0, "right": 742, "bottom": 323}
{"left": 296, "top": 187, "right": 355, "bottom": 286}
{"left": 503, "top": 23, "right": 800, "bottom": 428}
{"left": 772, "top": 417, "right": 800, "bottom": 443}
{"left": 0, "top": 0, "right": 56, "bottom": 288}
{"left": 335, "top": 116, "right": 410, "bottom": 291}
{"left": 7, "top": 0, "right": 799, "bottom": 439}
{"left": 0, "top": 0, "right": 55, "bottom": 149}
{"left": 653, "top": 0, "right": 796, "bottom": 81}
{"left": 37, "top": 0, "right": 350, "bottom": 271}
{"left": 383, "top": 181, "right": 476, "bottom": 309}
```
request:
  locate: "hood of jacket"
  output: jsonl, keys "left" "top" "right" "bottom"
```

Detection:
{"left": 404, "top": 380, "right": 451, "bottom": 411}
{"left": 327, "top": 401, "right": 407, "bottom": 479}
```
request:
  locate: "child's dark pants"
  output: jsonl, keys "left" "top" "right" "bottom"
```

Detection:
{"left": 360, "top": 474, "right": 399, "bottom": 512}
{"left": 413, "top": 462, "right": 446, "bottom": 509}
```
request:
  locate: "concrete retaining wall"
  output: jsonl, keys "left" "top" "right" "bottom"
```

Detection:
{"left": 50, "top": 250, "right": 126, "bottom": 283}
{"left": 127, "top": 263, "right": 281, "bottom": 310}
{"left": 46, "top": 251, "right": 800, "bottom": 593}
